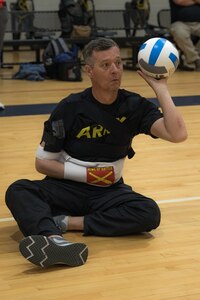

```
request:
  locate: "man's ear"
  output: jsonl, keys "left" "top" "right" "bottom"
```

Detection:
{"left": 85, "top": 64, "right": 93, "bottom": 78}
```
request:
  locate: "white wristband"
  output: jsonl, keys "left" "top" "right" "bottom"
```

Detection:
{"left": 64, "top": 161, "right": 87, "bottom": 182}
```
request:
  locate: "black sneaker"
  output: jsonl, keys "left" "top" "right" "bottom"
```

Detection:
{"left": 19, "top": 235, "right": 88, "bottom": 268}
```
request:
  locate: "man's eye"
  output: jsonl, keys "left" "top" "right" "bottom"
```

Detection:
{"left": 102, "top": 63, "right": 109, "bottom": 69}
{"left": 116, "top": 61, "right": 122, "bottom": 67}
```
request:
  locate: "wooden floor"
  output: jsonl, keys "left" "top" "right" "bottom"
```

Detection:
{"left": 0, "top": 49, "right": 200, "bottom": 300}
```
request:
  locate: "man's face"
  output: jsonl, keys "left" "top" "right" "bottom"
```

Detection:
{"left": 86, "top": 46, "right": 123, "bottom": 92}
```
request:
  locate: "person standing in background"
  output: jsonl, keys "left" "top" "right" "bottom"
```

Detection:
{"left": 0, "top": 0, "right": 8, "bottom": 110}
{"left": 169, "top": 0, "right": 200, "bottom": 71}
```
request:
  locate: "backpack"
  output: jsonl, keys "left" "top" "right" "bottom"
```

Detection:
{"left": 42, "top": 37, "right": 82, "bottom": 81}
{"left": 58, "top": 0, "right": 93, "bottom": 38}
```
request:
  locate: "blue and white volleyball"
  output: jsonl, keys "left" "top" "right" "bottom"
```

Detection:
{"left": 138, "top": 37, "right": 179, "bottom": 79}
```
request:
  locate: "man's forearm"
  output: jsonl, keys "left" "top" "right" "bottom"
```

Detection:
{"left": 156, "top": 88, "right": 187, "bottom": 142}
{"left": 35, "top": 158, "right": 64, "bottom": 178}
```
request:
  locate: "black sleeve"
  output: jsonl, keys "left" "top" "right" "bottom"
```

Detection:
{"left": 118, "top": 91, "right": 163, "bottom": 139}
{"left": 137, "top": 98, "right": 163, "bottom": 137}
{"left": 41, "top": 101, "right": 67, "bottom": 152}
{"left": 41, "top": 119, "right": 65, "bottom": 152}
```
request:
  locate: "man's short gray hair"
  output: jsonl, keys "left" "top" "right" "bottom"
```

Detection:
{"left": 83, "top": 38, "right": 119, "bottom": 65}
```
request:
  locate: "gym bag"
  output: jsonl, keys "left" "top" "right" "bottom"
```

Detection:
{"left": 42, "top": 37, "right": 82, "bottom": 81}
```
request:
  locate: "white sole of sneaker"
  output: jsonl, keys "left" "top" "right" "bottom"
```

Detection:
{"left": 19, "top": 235, "right": 88, "bottom": 268}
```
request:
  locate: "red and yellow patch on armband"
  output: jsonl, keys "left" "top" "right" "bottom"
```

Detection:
{"left": 86, "top": 166, "right": 115, "bottom": 186}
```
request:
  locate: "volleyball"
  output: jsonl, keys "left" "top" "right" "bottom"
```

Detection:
{"left": 137, "top": 37, "right": 179, "bottom": 79}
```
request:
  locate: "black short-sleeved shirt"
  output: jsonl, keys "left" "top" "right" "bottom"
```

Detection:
{"left": 41, "top": 88, "right": 163, "bottom": 162}
{"left": 169, "top": 0, "right": 200, "bottom": 23}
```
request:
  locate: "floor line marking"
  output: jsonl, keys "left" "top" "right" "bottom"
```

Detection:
{"left": 0, "top": 196, "right": 200, "bottom": 223}
{"left": 0, "top": 217, "right": 15, "bottom": 222}
{"left": 157, "top": 196, "right": 200, "bottom": 204}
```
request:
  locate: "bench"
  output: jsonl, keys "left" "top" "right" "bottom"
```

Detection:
{"left": 2, "top": 10, "right": 61, "bottom": 65}
{"left": 2, "top": 9, "right": 158, "bottom": 68}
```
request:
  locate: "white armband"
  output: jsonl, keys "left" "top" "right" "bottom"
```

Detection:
{"left": 64, "top": 161, "right": 87, "bottom": 182}
{"left": 35, "top": 145, "right": 61, "bottom": 160}
{"left": 63, "top": 154, "right": 125, "bottom": 187}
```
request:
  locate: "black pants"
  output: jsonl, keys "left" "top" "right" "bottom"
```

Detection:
{"left": 5, "top": 177, "right": 161, "bottom": 237}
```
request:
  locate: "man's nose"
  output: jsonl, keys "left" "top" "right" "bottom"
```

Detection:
{"left": 110, "top": 63, "right": 118, "bottom": 72}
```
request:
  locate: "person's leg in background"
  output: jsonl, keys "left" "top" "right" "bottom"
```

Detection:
{"left": 190, "top": 22, "right": 200, "bottom": 70}
{"left": 170, "top": 21, "right": 200, "bottom": 71}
